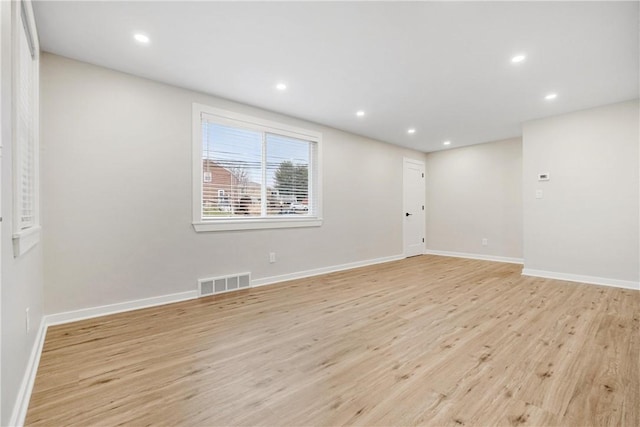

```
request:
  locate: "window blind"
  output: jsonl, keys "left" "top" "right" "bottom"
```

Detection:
{"left": 202, "top": 121, "right": 263, "bottom": 218}
{"left": 266, "top": 133, "right": 316, "bottom": 215}
{"left": 200, "top": 115, "right": 317, "bottom": 219}
{"left": 17, "top": 10, "right": 35, "bottom": 229}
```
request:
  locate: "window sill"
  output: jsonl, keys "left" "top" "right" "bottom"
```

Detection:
{"left": 193, "top": 217, "right": 323, "bottom": 232}
{"left": 13, "top": 225, "right": 41, "bottom": 257}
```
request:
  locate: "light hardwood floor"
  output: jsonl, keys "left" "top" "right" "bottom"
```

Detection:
{"left": 26, "top": 255, "right": 639, "bottom": 426}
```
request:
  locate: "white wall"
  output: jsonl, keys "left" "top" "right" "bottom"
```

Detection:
{"left": 522, "top": 100, "right": 639, "bottom": 285}
{"left": 40, "top": 53, "right": 426, "bottom": 315}
{"left": 0, "top": 1, "right": 45, "bottom": 424}
{"left": 425, "top": 138, "right": 523, "bottom": 260}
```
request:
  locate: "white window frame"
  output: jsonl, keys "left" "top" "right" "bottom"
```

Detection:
{"left": 192, "top": 103, "right": 323, "bottom": 232}
{"left": 12, "top": 0, "right": 40, "bottom": 257}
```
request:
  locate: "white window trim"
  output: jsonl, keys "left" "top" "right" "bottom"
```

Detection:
{"left": 192, "top": 103, "right": 323, "bottom": 232}
{"left": 12, "top": 0, "right": 40, "bottom": 257}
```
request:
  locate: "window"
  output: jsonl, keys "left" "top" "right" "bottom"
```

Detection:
{"left": 12, "top": 0, "right": 40, "bottom": 256}
{"left": 192, "top": 104, "right": 322, "bottom": 232}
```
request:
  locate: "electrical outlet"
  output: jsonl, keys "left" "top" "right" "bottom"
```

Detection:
{"left": 269, "top": 252, "right": 276, "bottom": 263}
{"left": 25, "top": 307, "right": 30, "bottom": 333}
{"left": 482, "top": 238, "right": 488, "bottom": 246}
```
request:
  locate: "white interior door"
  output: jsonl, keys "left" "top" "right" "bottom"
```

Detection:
{"left": 403, "top": 158, "right": 425, "bottom": 257}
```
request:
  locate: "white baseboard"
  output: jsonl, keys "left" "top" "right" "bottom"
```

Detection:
{"left": 522, "top": 268, "right": 639, "bottom": 291}
{"left": 424, "top": 249, "right": 524, "bottom": 265}
{"left": 45, "top": 290, "right": 198, "bottom": 327}
{"left": 251, "top": 254, "right": 405, "bottom": 287}
{"left": 9, "top": 318, "right": 48, "bottom": 427}
{"left": 44, "top": 255, "right": 407, "bottom": 326}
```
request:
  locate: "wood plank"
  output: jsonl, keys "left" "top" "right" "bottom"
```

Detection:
{"left": 25, "top": 255, "right": 639, "bottom": 426}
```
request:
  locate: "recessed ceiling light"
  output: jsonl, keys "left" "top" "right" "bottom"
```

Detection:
{"left": 276, "top": 83, "right": 287, "bottom": 91}
{"left": 443, "top": 141, "right": 451, "bottom": 146}
{"left": 545, "top": 93, "right": 558, "bottom": 100}
{"left": 511, "top": 54, "right": 526, "bottom": 63}
{"left": 134, "top": 33, "right": 150, "bottom": 44}
{"left": 407, "top": 128, "right": 416, "bottom": 134}
{"left": 356, "top": 110, "right": 365, "bottom": 117}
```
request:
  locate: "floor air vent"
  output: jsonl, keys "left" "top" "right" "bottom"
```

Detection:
{"left": 198, "top": 273, "right": 251, "bottom": 297}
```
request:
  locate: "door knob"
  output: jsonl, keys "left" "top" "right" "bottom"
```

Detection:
{"left": 405, "top": 212, "right": 412, "bottom": 217}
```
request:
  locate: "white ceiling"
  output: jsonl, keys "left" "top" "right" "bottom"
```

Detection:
{"left": 33, "top": 1, "right": 639, "bottom": 152}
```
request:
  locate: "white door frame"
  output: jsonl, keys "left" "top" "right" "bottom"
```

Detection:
{"left": 402, "top": 157, "right": 425, "bottom": 257}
